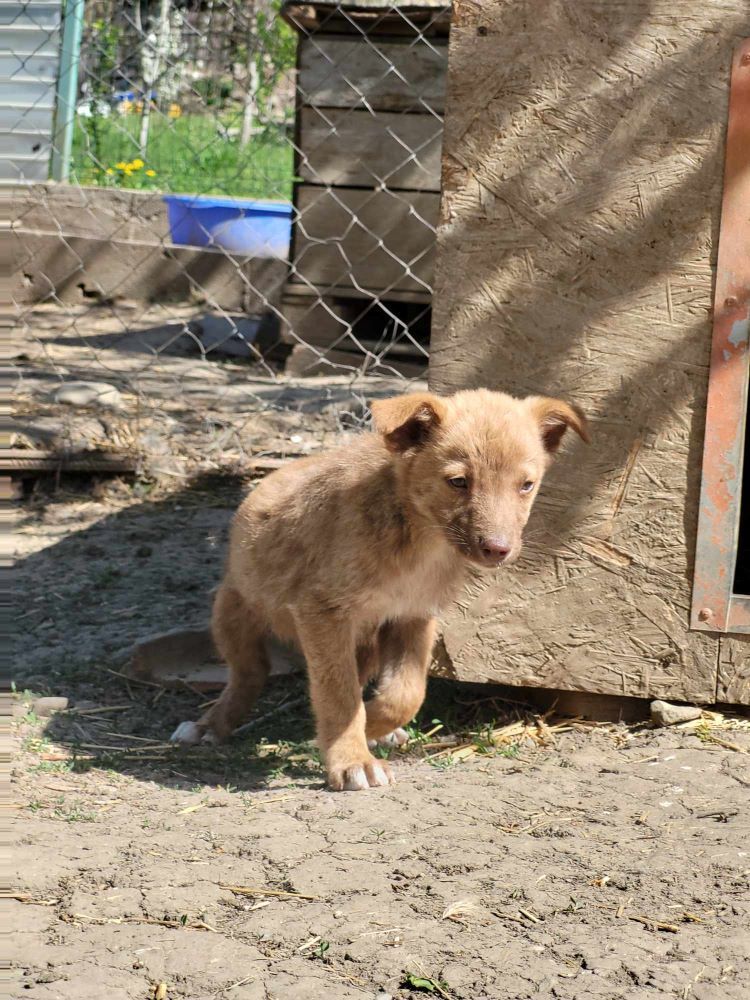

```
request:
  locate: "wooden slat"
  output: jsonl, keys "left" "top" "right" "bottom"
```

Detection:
{"left": 298, "top": 36, "right": 447, "bottom": 112}
{"left": 283, "top": 281, "right": 431, "bottom": 306}
{"left": 1, "top": 448, "right": 136, "bottom": 474}
{"left": 292, "top": 185, "right": 439, "bottom": 294}
{"left": 298, "top": 107, "right": 442, "bottom": 190}
{"left": 285, "top": 342, "right": 427, "bottom": 379}
{"left": 282, "top": 3, "right": 451, "bottom": 39}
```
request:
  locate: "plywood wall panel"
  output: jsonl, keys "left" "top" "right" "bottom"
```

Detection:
{"left": 429, "top": 0, "right": 749, "bottom": 702}
{"left": 718, "top": 638, "right": 750, "bottom": 705}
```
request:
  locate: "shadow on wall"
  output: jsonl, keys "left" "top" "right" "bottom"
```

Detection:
{"left": 19, "top": 474, "right": 546, "bottom": 795}
{"left": 430, "top": 0, "right": 746, "bottom": 569}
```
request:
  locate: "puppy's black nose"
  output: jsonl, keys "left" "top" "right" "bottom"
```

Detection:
{"left": 479, "top": 537, "right": 511, "bottom": 562}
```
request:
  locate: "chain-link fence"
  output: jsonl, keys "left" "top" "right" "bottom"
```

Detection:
{"left": 9, "top": 0, "right": 450, "bottom": 481}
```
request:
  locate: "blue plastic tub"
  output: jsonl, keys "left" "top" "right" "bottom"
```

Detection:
{"left": 163, "top": 194, "right": 292, "bottom": 257}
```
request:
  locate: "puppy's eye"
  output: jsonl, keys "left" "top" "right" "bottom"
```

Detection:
{"left": 520, "top": 480, "right": 535, "bottom": 494}
{"left": 447, "top": 476, "right": 468, "bottom": 489}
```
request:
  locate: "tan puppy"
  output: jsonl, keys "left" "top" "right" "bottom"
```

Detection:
{"left": 171, "top": 389, "right": 589, "bottom": 790}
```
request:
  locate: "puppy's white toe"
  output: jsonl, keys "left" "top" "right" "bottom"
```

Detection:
{"left": 200, "top": 730, "right": 218, "bottom": 745}
{"left": 170, "top": 720, "right": 203, "bottom": 745}
{"left": 369, "top": 728, "right": 409, "bottom": 749}
{"left": 369, "top": 763, "right": 391, "bottom": 787}
{"left": 343, "top": 766, "right": 369, "bottom": 791}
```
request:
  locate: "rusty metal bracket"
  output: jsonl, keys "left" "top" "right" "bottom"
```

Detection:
{"left": 691, "top": 40, "right": 750, "bottom": 634}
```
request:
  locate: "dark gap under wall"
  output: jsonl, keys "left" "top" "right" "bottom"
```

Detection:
{"left": 733, "top": 388, "right": 750, "bottom": 595}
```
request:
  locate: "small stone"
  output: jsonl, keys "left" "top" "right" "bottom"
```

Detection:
{"left": 33, "top": 696, "right": 69, "bottom": 717}
{"left": 375, "top": 994, "right": 393, "bottom": 1000}
{"left": 333, "top": 910, "right": 344, "bottom": 919}
{"left": 195, "top": 314, "right": 262, "bottom": 358}
{"left": 55, "top": 381, "right": 124, "bottom": 411}
{"left": 650, "top": 700, "right": 703, "bottom": 727}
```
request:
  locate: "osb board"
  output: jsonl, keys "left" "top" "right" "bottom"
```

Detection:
{"left": 718, "top": 637, "right": 750, "bottom": 704}
{"left": 291, "top": 185, "right": 439, "bottom": 294}
{"left": 298, "top": 36, "right": 447, "bottom": 112}
{"left": 298, "top": 108, "right": 442, "bottom": 191}
{"left": 429, "top": 0, "right": 750, "bottom": 704}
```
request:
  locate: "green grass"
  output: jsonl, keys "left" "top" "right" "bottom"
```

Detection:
{"left": 72, "top": 112, "right": 294, "bottom": 200}
{"left": 28, "top": 760, "right": 74, "bottom": 775}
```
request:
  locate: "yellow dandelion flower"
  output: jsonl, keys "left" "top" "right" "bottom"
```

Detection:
{"left": 105, "top": 168, "right": 114, "bottom": 175}
{"left": 145, "top": 169, "right": 156, "bottom": 177}
{"left": 131, "top": 158, "right": 144, "bottom": 170}
{"left": 115, "top": 161, "right": 127, "bottom": 170}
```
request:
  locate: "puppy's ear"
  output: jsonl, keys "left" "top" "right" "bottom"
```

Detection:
{"left": 370, "top": 392, "right": 448, "bottom": 453}
{"left": 526, "top": 396, "right": 590, "bottom": 454}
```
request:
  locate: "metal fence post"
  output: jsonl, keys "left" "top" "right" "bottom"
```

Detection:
{"left": 50, "top": 0, "right": 86, "bottom": 182}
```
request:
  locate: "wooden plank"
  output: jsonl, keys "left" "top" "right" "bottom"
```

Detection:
{"left": 298, "top": 107, "right": 442, "bottom": 190}
{"left": 292, "top": 185, "right": 439, "bottom": 294}
{"left": 298, "top": 36, "right": 447, "bottom": 112}
{"left": 429, "top": 0, "right": 749, "bottom": 703}
{"left": 1, "top": 448, "right": 136, "bottom": 474}
{"left": 13, "top": 230, "right": 285, "bottom": 312}
{"left": 285, "top": 342, "right": 427, "bottom": 379}
{"left": 280, "top": 294, "right": 358, "bottom": 347}
{"left": 283, "top": 281, "right": 431, "bottom": 305}
{"left": 10, "top": 184, "right": 167, "bottom": 243}
{"left": 283, "top": 2, "right": 451, "bottom": 39}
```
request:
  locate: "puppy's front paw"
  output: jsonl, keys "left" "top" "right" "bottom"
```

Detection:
{"left": 326, "top": 754, "right": 394, "bottom": 792}
{"left": 368, "top": 727, "right": 409, "bottom": 750}
{"left": 170, "top": 720, "right": 218, "bottom": 746}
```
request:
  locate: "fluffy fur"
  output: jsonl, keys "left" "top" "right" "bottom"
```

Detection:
{"left": 171, "top": 389, "right": 589, "bottom": 790}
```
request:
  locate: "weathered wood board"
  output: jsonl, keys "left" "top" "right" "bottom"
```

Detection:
{"left": 298, "top": 36, "right": 447, "bottom": 112}
{"left": 429, "top": 0, "right": 750, "bottom": 703}
{"left": 11, "top": 184, "right": 168, "bottom": 243}
{"left": 298, "top": 108, "right": 442, "bottom": 190}
{"left": 283, "top": 2, "right": 451, "bottom": 39}
{"left": 291, "top": 185, "right": 439, "bottom": 294}
{"left": 14, "top": 230, "right": 285, "bottom": 313}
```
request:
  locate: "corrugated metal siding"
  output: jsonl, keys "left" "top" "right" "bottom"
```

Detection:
{"left": 0, "top": 1, "right": 62, "bottom": 183}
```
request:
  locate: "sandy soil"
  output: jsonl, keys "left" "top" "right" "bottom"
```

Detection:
{"left": 11, "top": 477, "right": 750, "bottom": 1000}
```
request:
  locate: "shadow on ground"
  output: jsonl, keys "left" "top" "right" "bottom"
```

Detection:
{"left": 17, "top": 473, "right": 538, "bottom": 796}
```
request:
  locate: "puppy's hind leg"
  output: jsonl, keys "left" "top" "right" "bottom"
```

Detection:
{"left": 365, "top": 618, "right": 435, "bottom": 745}
{"left": 170, "top": 583, "right": 270, "bottom": 745}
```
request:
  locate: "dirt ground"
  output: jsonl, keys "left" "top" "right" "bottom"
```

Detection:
{"left": 11, "top": 472, "right": 750, "bottom": 1000}
{"left": 13, "top": 302, "right": 422, "bottom": 478}
{"left": 10, "top": 302, "right": 750, "bottom": 999}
